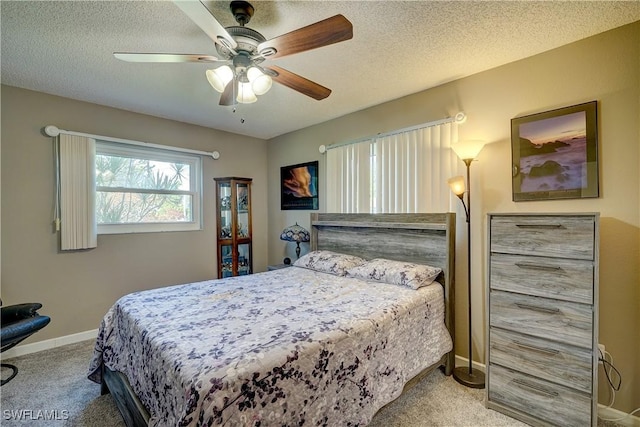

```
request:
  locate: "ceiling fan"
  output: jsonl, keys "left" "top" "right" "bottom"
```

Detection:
{"left": 114, "top": 1, "right": 353, "bottom": 106}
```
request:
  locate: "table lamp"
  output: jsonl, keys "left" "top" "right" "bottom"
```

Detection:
{"left": 280, "top": 223, "right": 310, "bottom": 259}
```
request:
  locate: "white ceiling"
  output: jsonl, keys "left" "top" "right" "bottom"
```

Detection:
{"left": 2, "top": 1, "right": 639, "bottom": 140}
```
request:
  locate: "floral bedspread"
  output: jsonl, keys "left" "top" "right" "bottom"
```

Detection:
{"left": 88, "top": 266, "right": 452, "bottom": 426}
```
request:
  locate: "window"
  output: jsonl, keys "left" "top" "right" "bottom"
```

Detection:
{"left": 326, "top": 121, "right": 460, "bottom": 213}
{"left": 95, "top": 141, "right": 202, "bottom": 234}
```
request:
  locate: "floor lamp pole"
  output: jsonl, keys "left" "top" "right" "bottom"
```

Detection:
{"left": 453, "top": 158, "right": 485, "bottom": 389}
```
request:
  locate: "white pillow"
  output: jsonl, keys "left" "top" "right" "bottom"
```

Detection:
{"left": 294, "top": 250, "right": 366, "bottom": 276}
{"left": 346, "top": 258, "right": 442, "bottom": 289}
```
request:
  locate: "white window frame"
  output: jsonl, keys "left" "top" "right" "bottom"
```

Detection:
{"left": 95, "top": 141, "right": 203, "bottom": 234}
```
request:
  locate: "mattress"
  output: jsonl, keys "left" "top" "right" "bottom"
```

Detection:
{"left": 88, "top": 266, "right": 452, "bottom": 426}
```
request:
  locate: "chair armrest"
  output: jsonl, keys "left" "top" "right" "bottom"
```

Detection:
{"left": 1, "top": 303, "right": 43, "bottom": 323}
{"left": 1, "top": 315, "right": 51, "bottom": 348}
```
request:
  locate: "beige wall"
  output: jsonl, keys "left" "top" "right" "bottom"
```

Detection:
{"left": 267, "top": 22, "right": 640, "bottom": 413}
{"left": 1, "top": 85, "right": 269, "bottom": 341}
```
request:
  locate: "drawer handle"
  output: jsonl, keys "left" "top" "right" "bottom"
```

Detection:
{"left": 513, "top": 378, "right": 559, "bottom": 398}
{"left": 515, "top": 224, "right": 563, "bottom": 229}
{"left": 513, "top": 340, "right": 560, "bottom": 356}
{"left": 515, "top": 262, "right": 562, "bottom": 272}
{"left": 515, "top": 303, "right": 560, "bottom": 314}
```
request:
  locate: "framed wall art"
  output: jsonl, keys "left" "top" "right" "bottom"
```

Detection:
{"left": 280, "top": 161, "right": 319, "bottom": 210}
{"left": 511, "top": 101, "right": 599, "bottom": 201}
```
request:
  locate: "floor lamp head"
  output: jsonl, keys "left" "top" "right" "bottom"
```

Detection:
{"left": 451, "top": 140, "right": 486, "bottom": 163}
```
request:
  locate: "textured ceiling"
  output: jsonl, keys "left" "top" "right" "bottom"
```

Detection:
{"left": 2, "top": 1, "right": 639, "bottom": 140}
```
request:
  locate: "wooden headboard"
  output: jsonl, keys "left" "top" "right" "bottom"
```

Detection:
{"left": 310, "top": 212, "right": 456, "bottom": 374}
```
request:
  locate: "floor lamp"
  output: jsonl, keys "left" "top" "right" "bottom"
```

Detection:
{"left": 448, "top": 139, "right": 486, "bottom": 389}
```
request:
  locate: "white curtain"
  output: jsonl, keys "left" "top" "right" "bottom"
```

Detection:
{"left": 375, "top": 122, "right": 460, "bottom": 212}
{"left": 326, "top": 140, "right": 372, "bottom": 213}
{"left": 58, "top": 134, "right": 97, "bottom": 250}
{"left": 326, "top": 121, "right": 461, "bottom": 213}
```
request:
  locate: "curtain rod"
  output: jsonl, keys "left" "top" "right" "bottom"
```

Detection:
{"left": 324, "top": 112, "right": 466, "bottom": 152}
{"left": 43, "top": 125, "right": 220, "bottom": 159}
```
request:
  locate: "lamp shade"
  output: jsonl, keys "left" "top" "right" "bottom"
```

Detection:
{"left": 247, "top": 66, "right": 272, "bottom": 96}
{"left": 280, "top": 223, "right": 310, "bottom": 243}
{"left": 451, "top": 140, "right": 486, "bottom": 161}
{"left": 448, "top": 175, "right": 465, "bottom": 196}
{"left": 206, "top": 66, "right": 234, "bottom": 93}
{"left": 237, "top": 81, "right": 257, "bottom": 104}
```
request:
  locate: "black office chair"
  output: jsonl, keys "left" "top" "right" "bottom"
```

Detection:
{"left": 1, "top": 302, "right": 51, "bottom": 386}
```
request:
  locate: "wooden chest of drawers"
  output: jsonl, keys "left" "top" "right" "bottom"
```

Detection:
{"left": 486, "top": 213, "right": 599, "bottom": 427}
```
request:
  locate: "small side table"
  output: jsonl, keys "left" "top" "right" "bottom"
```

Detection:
{"left": 267, "top": 264, "right": 292, "bottom": 271}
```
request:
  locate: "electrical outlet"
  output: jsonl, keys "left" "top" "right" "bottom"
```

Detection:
{"left": 598, "top": 343, "right": 605, "bottom": 364}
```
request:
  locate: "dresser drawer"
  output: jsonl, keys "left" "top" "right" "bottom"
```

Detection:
{"left": 488, "top": 365, "right": 591, "bottom": 427}
{"left": 490, "top": 253, "right": 593, "bottom": 304}
{"left": 489, "top": 328, "right": 592, "bottom": 393}
{"left": 490, "top": 290, "right": 593, "bottom": 348}
{"left": 490, "top": 216, "right": 595, "bottom": 260}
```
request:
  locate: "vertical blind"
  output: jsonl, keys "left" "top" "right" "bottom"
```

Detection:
{"left": 326, "top": 141, "right": 372, "bottom": 212}
{"left": 327, "top": 120, "right": 461, "bottom": 213}
{"left": 58, "top": 134, "right": 97, "bottom": 250}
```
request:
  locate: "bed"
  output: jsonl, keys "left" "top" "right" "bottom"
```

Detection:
{"left": 88, "top": 213, "right": 456, "bottom": 426}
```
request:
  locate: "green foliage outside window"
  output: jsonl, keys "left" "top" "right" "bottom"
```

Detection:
{"left": 96, "top": 154, "right": 192, "bottom": 224}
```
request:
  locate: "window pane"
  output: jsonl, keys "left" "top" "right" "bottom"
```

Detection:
{"left": 96, "top": 154, "right": 191, "bottom": 191}
{"left": 221, "top": 245, "right": 233, "bottom": 278}
{"left": 97, "top": 191, "right": 193, "bottom": 224}
{"left": 95, "top": 141, "right": 202, "bottom": 234}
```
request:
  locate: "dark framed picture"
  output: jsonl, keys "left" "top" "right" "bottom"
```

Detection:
{"left": 511, "top": 101, "right": 599, "bottom": 201}
{"left": 281, "top": 161, "right": 319, "bottom": 210}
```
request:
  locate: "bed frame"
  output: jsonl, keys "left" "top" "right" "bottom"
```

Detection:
{"left": 310, "top": 213, "right": 456, "bottom": 377}
{"left": 101, "top": 212, "right": 456, "bottom": 426}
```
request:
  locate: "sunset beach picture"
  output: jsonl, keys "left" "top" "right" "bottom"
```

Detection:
{"left": 511, "top": 101, "right": 598, "bottom": 201}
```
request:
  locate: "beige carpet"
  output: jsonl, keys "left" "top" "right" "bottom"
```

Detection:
{"left": 0, "top": 340, "right": 618, "bottom": 426}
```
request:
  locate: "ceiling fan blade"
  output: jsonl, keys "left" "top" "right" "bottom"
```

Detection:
{"left": 173, "top": 1, "right": 237, "bottom": 51}
{"left": 219, "top": 80, "right": 237, "bottom": 106}
{"left": 258, "top": 15, "right": 352, "bottom": 60}
{"left": 114, "top": 53, "right": 221, "bottom": 63}
{"left": 266, "top": 65, "right": 331, "bottom": 100}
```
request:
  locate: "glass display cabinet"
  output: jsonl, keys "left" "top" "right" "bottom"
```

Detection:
{"left": 214, "top": 177, "right": 253, "bottom": 278}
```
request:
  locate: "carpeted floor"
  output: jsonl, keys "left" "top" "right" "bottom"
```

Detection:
{"left": 0, "top": 340, "right": 620, "bottom": 426}
{"left": 1, "top": 341, "right": 121, "bottom": 426}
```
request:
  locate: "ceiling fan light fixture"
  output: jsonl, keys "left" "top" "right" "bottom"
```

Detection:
{"left": 237, "top": 81, "right": 257, "bottom": 103}
{"left": 247, "top": 66, "right": 272, "bottom": 96}
{"left": 206, "top": 66, "right": 234, "bottom": 93}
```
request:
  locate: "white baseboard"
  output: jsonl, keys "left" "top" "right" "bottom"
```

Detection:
{"left": 0, "top": 329, "right": 98, "bottom": 360}
{"left": 599, "top": 405, "right": 640, "bottom": 427}
{"left": 454, "top": 354, "right": 486, "bottom": 372}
